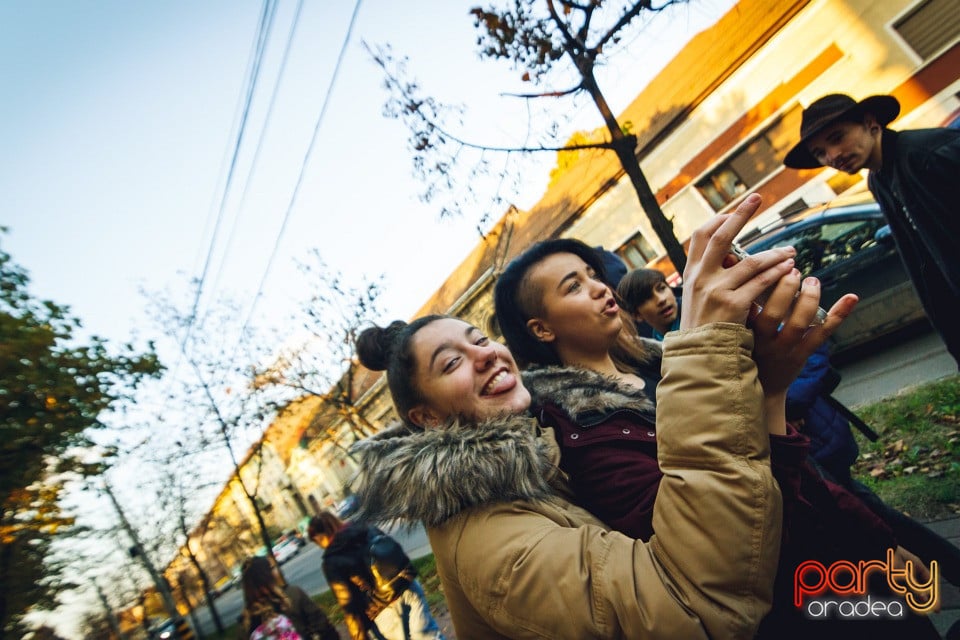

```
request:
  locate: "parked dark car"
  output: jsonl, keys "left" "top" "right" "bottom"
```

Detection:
{"left": 737, "top": 191, "right": 927, "bottom": 354}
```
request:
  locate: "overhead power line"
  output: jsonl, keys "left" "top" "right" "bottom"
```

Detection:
{"left": 180, "top": 0, "right": 280, "bottom": 353}
{"left": 237, "top": 0, "right": 365, "bottom": 339}
{"left": 210, "top": 0, "right": 307, "bottom": 297}
{"left": 153, "top": 0, "right": 280, "bottom": 412}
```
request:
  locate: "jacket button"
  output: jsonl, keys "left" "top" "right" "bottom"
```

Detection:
{"left": 570, "top": 433, "right": 579, "bottom": 440}
{"left": 647, "top": 431, "right": 655, "bottom": 437}
{"left": 621, "top": 428, "right": 631, "bottom": 435}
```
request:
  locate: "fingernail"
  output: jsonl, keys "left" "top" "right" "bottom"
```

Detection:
{"left": 804, "top": 277, "right": 819, "bottom": 287}
{"left": 791, "top": 268, "right": 801, "bottom": 277}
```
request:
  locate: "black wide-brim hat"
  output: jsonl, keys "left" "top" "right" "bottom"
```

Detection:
{"left": 783, "top": 93, "right": 900, "bottom": 169}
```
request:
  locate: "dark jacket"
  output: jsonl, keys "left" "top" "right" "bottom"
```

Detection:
{"left": 785, "top": 343, "right": 859, "bottom": 483}
{"left": 869, "top": 127, "right": 960, "bottom": 366}
{"left": 286, "top": 585, "right": 341, "bottom": 640}
{"left": 321, "top": 524, "right": 415, "bottom": 640}
{"left": 523, "top": 363, "right": 892, "bottom": 543}
{"left": 523, "top": 365, "right": 661, "bottom": 540}
{"left": 523, "top": 363, "right": 939, "bottom": 640}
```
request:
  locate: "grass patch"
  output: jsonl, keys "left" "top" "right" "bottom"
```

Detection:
{"left": 208, "top": 625, "right": 239, "bottom": 640}
{"left": 850, "top": 375, "right": 960, "bottom": 520}
{"left": 412, "top": 554, "right": 447, "bottom": 613}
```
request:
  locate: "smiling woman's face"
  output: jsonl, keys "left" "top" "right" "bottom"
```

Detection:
{"left": 407, "top": 318, "right": 531, "bottom": 427}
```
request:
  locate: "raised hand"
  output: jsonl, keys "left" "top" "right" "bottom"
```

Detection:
{"left": 751, "top": 270, "right": 858, "bottom": 397}
{"left": 681, "top": 194, "right": 797, "bottom": 330}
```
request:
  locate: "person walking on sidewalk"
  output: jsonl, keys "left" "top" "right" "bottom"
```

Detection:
{"left": 308, "top": 511, "right": 445, "bottom": 640}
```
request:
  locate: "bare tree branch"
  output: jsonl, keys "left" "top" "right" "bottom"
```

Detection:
{"left": 500, "top": 84, "right": 583, "bottom": 99}
{"left": 377, "top": 0, "right": 690, "bottom": 270}
{"left": 546, "top": 0, "right": 587, "bottom": 62}
{"left": 594, "top": 0, "right": 687, "bottom": 54}
{"left": 368, "top": 41, "right": 613, "bottom": 154}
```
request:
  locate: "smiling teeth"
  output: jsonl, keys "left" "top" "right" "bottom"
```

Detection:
{"left": 484, "top": 371, "right": 508, "bottom": 394}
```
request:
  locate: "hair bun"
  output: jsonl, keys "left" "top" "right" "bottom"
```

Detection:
{"left": 356, "top": 321, "right": 407, "bottom": 371}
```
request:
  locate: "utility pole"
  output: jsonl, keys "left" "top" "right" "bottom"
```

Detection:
{"left": 102, "top": 482, "right": 189, "bottom": 638}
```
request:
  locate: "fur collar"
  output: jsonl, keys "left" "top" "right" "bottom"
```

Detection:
{"left": 522, "top": 365, "right": 655, "bottom": 423}
{"left": 349, "top": 416, "right": 560, "bottom": 528}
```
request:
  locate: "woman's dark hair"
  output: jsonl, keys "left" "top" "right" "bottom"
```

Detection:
{"left": 494, "top": 238, "right": 654, "bottom": 370}
{"left": 494, "top": 239, "right": 608, "bottom": 367}
{"left": 307, "top": 510, "right": 343, "bottom": 539}
{"left": 241, "top": 555, "right": 286, "bottom": 610}
{"left": 355, "top": 315, "right": 447, "bottom": 426}
{"left": 617, "top": 268, "right": 668, "bottom": 313}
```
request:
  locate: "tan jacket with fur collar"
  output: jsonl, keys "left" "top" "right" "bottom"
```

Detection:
{"left": 351, "top": 324, "right": 781, "bottom": 639}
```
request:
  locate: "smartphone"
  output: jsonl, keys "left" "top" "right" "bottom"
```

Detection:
{"left": 729, "top": 242, "right": 827, "bottom": 326}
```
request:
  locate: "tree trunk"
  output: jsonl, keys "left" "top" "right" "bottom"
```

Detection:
{"left": 581, "top": 70, "right": 688, "bottom": 274}
{"left": 216, "top": 423, "right": 288, "bottom": 588}
{"left": 180, "top": 522, "right": 224, "bottom": 635}
{"left": 176, "top": 576, "right": 206, "bottom": 640}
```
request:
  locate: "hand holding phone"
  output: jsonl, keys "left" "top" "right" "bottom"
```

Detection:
{"left": 729, "top": 242, "right": 827, "bottom": 326}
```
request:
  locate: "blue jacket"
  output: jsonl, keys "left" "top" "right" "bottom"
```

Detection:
{"left": 785, "top": 343, "right": 858, "bottom": 482}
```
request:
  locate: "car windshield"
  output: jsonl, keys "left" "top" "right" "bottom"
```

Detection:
{"left": 750, "top": 216, "right": 883, "bottom": 275}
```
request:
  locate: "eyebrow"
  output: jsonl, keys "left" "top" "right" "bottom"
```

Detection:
{"left": 428, "top": 326, "right": 477, "bottom": 371}
{"left": 556, "top": 270, "right": 580, "bottom": 291}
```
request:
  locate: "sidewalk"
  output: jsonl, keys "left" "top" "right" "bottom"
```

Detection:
{"left": 927, "top": 516, "right": 960, "bottom": 639}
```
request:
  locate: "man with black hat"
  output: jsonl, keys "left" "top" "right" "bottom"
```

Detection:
{"left": 784, "top": 93, "right": 960, "bottom": 367}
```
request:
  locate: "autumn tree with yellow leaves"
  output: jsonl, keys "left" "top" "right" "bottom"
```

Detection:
{"left": 0, "top": 232, "right": 161, "bottom": 638}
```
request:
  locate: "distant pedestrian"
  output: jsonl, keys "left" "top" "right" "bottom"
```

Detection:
{"left": 308, "top": 511, "right": 445, "bottom": 640}
{"left": 784, "top": 93, "right": 960, "bottom": 367}
{"left": 239, "top": 555, "right": 340, "bottom": 640}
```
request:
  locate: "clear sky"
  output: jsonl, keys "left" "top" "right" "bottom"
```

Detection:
{"left": 0, "top": 0, "right": 734, "bottom": 635}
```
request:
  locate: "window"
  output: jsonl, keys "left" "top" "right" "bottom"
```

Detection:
{"left": 697, "top": 168, "right": 747, "bottom": 210}
{"left": 616, "top": 232, "right": 658, "bottom": 269}
{"left": 696, "top": 106, "right": 803, "bottom": 211}
{"left": 893, "top": 0, "right": 959, "bottom": 60}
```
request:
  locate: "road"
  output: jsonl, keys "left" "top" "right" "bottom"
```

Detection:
{"left": 193, "top": 524, "right": 429, "bottom": 636}
{"left": 193, "top": 329, "right": 956, "bottom": 636}
{"left": 833, "top": 327, "right": 956, "bottom": 408}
